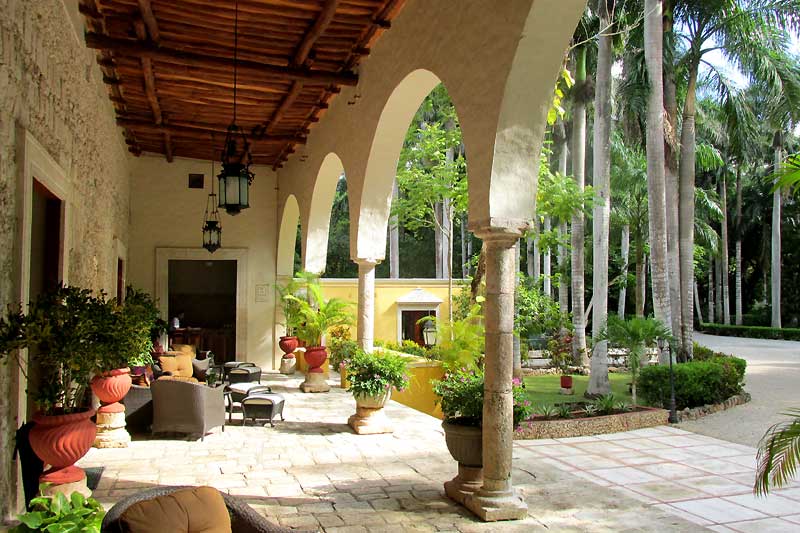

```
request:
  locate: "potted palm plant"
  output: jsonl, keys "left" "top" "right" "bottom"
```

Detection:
{"left": 284, "top": 281, "right": 354, "bottom": 392}
{"left": 343, "top": 348, "right": 409, "bottom": 434}
{"left": 597, "top": 315, "right": 672, "bottom": 406}
{"left": 0, "top": 285, "right": 104, "bottom": 486}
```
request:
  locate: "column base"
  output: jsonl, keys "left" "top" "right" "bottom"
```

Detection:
{"left": 464, "top": 488, "right": 528, "bottom": 522}
{"left": 300, "top": 372, "right": 331, "bottom": 393}
{"left": 444, "top": 465, "right": 483, "bottom": 504}
{"left": 279, "top": 357, "right": 296, "bottom": 375}
{"left": 94, "top": 408, "right": 130, "bottom": 448}
{"left": 40, "top": 470, "right": 91, "bottom": 498}
{"left": 347, "top": 406, "right": 392, "bottom": 435}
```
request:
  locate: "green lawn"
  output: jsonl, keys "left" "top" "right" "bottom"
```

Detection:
{"left": 521, "top": 373, "right": 633, "bottom": 407}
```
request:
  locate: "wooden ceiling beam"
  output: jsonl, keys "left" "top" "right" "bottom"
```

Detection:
{"left": 133, "top": 18, "right": 171, "bottom": 162}
{"left": 84, "top": 33, "right": 359, "bottom": 86}
{"left": 136, "top": 0, "right": 160, "bottom": 43}
{"left": 293, "top": 0, "right": 340, "bottom": 67}
{"left": 116, "top": 117, "right": 307, "bottom": 144}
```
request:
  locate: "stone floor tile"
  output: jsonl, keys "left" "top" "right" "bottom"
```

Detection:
{"left": 722, "top": 493, "right": 799, "bottom": 516}
{"left": 677, "top": 475, "right": 752, "bottom": 497}
{"left": 638, "top": 462, "right": 707, "bottom": 480}
{"left": 608, "top": 485, "right": 659, "bottom": 504}
{"left": 671, "top": 497, "right": 768, "bottom": 523}
{"left": 590, "top": 466, "right": 661, "bottom": 485}
{"left": 560, "top": 453, "right": 625, "bottom": 470}
{"left": 687, "top": 445, "right": 754, "bottom": 459}
{"left": 691, "top": 458, "right": 756, "bottom": 476}
{"left": 782, "top": 513, "right": 800, "bottom": 524}
{"left": 652, "top": 503, "right": 713, "bottom": 526}
{"left": 627, "top": 480, "right": 712, "bottom": 503}
{"left": 613, "top": 437, "right": 675, "bottom": 450}
{"left": 554, "top": 435, "right": 602, "bottom": 443}
{"left": 707, "top": 525, "right": 739, "bottom": 533}
{"left": 569, "top": 470, "right": 612, "bottom": 487}
{"left": 725, "top": 518, "right": 800, "bottom": 533}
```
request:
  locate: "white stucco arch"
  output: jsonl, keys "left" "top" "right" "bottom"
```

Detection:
{"left": 303, "top": 152, "right": 346, "bottom": 274}
{"left": 354, "top": 69, "right": 442, "bottom": 261}
{"left": 276, "top": 194, "right": 300, "bottom": 278}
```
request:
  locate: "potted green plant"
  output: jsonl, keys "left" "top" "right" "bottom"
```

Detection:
{"left": 597, "top": 315, "right": 672, "bottom": 406}
{"left": 0, "top": 285, "right": 104, "bottom": 485}
{"left": 284, "top": 281, "right": 354, "bottom": 392}
{"left": 343, "top": 348, "right": 409, "bottom": 434}
{"left": 11, "top": 485, "right": 105, "bottom": 532}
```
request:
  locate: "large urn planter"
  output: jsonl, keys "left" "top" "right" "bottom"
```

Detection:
{"left": 30, "top": 409, "right": 97, "bottom": 489}
{"left": 90, "top": 368, "right": 132, "bottom": 448}
{"left": 348, "top": 391, "right": 393, "bottom": 435}
{"left": 278, "top": 336, "right": 298, "bottom": 375}
{"left": 300, "top": 346, "right": 331, "bottom": 393}
{"left": 442, "top": 421, "right": 484, "bottom": 504}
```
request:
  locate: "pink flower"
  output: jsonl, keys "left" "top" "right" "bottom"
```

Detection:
{"left": 512, "top": 377, "right": 521, "bottom": 386}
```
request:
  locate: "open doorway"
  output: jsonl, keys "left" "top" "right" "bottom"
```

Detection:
{"left": 167, "top": 260, "right": 236, "bottom": 363}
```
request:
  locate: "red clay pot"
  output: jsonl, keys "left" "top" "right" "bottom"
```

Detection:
{"left": 91, "top": 368, "right": 132, "bottom": 405}
{"left": 304, "top": 346, "right": 328, "bottom": 373}
{"left": 278, "top": 336, "right": 299, "bottom": 356}
{"left": 560, "top": 375, "right": 573, "bottom": 389}
{"left": 30, "top": 409, "right": 97, "bottom": 483}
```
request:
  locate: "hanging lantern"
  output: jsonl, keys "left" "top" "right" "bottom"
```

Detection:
{"left": 217, "top": 0, "right": 254, "bottom": 215}
{"left": 203, "top": 161, "right": 222, "bottom": 253}
{"left": 422, "top": 318, "right": 437, "bottom": 347}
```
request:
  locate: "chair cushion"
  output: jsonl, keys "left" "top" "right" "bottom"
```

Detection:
{"left": 119, "top": 486, "right": 231, "bottom": 533}
{"left": 172, "top": 344, "right": 197, "bottom": 357}
{"left": 159, "top": 352, "right": 194, "bottom": 378}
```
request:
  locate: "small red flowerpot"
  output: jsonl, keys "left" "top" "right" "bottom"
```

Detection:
{"left": 304, "top": 346, "right": 328, "bottom": 373}
{"left": 560, "top": 375, "right": 573, "bottom": 389}
{"left": 279, "top": 336, "right": 299, "bottom": 356}
{"left": 30, "top": 409, "right": 97, "bottom": 484}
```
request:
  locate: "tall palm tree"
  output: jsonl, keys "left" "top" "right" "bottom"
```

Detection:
{"left": 671, "top": 0, "right": 800, "bottom": 353}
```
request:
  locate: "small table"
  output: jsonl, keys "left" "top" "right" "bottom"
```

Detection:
{"left": 242, "top": 393, "right": 285, "bottom": 427}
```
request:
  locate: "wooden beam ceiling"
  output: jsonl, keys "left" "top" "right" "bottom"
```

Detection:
{"left": 81, "top": 0, "right": 407, "bottom": 166}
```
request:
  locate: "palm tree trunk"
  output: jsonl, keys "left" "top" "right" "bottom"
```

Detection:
{"left": 588, "top": 2, "right": 613, "bottom": 396}
{"left": 461, "top": 215, "right": 469, "bottom": 278}
{"left": 557, "top": 120, "right": 569, "bottom": 313}
{"left": 636, "top": 249, "right": 646, "bottom": 318}
{"left": 434, "top": 202, "right": 443, "bottom": 279}
{"left": 571, "top": 45, "right": 588, "bottom": 366}
{"left": 708, "top": 262, "right": 715, "bottom": 324}
{"left": 677, "top": 59, "right": 700, "bottom": 361}
{"left": 389, "top": 179, "right": 400, "bottom": 279}
{"left": 543, "top": 216, "right": 552, "bottom": 298}
{"left": 716, "top": 256, "right": 723, "bottom": 323}
{"left": 619, "top": 225, "right": 630, "bottom": 318}
{"left": 772, "top": 133, "right": 783, "bottom": 328}
{"left": 527, "top": 234, "right": 538, "bottom": 278}
{"left": 721, "top": 173, "right": 731, "bottom": 325}
{"left": 644, "top": 0, "right": 672, "bottom": 361}
{"left": 735, "top": 164, "right": 743, "bottom": 325}
{"left": 694, "top": 280, "right": 704, "bottom": 324}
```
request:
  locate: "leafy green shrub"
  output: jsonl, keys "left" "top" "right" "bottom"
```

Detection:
{"left": 535, "top": 404, "right": 557, "bottom": 419}
{"left": 582, "top": 404, "right": 598, "bottom": 417}
{"left": 432, "top": 370, "right": 530, "bottom": 427}
{"left": 555, "top": 403, "right": 574, "bottom": 419}
{"left": 516, "top": 274, "right": 572, "bottom": 342}
{"left": 374, "top": 339, "right": 441, "bottom": 361}
{"left": 343, "top": 349, "right": 409, "bottom": 398}
{"left": 639, "top": 358, "right": 747, "bottom": 410}
{"left": 329, "top": 337, "right": 359, "bottom": 372}
{"left": 11, "top": 487, "right": 104, "bottom": 533}
{"left": 700, "top": 323, "right": 800, "bottom": 341}
{"left": 593, "top": 394, "right": 618, "bottom": 415}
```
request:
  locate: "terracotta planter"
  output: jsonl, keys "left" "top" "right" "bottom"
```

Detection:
{"left": 560, "top": 375, "right": 573, "bottom": 389}
{"left": 304, "top": 346, "right": 328, "bottom": 373}
{"left": 442, "top": 420, "right": 482, "bottom": 468}
{"left": 91, "top": 368, "right": 132, "bottom": 405}
{"left": 30, "top": 409, "right": 97, "bottom": 484}
{"left": 354, "top": 390, "right": 391, "bottom": 409}
{"left": 278, "top": 336, "right": 299, "bottom": 356}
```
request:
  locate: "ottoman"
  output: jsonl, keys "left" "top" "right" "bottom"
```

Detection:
{"left": 241, "top": 393, "right": 286, "bottom": 427}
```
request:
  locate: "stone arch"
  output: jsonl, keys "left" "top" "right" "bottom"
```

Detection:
{"left": 276, "top": 194, "right": 300, "bottom": 278}
{"left": 471, "top": 0, "right": 585, "bottom": 230}
{"left": 304, "top": 152, "right": 346, "bottom": 274}
{"left": 354, "top": 69, "right": 442, "bottom": 261}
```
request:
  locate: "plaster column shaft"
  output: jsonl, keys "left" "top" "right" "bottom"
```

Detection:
{"left": 465, "top": 228, "right": 527, "bottom": 521}
{"left": 356, "top": 259, "right": 377, "bottom": 353}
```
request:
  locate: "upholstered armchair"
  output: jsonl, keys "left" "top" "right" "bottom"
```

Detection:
{"left": 151, "top": 380, "right": 226, "bottom": 439}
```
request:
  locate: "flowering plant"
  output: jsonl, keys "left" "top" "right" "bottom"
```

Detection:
{"left": 432, "top": 368, "right": 532, "bottom": 428}
{"left": 342, "top": 349, "right": 409, "bottom": 398}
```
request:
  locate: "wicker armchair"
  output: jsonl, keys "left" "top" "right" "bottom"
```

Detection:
{"left": 101, "top": 486, "right": 294, "bottom": 533}
{"left": 151, "top": 380, "right": 225, "bottom": 439}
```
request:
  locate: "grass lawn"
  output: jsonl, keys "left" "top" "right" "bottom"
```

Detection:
{"left": 521, "top": 373, "right": 633, "bottom": 407}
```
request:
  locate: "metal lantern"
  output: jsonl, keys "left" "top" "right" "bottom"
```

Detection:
{"left": 217, "top": 0, "right": 254, "bottom": 216}
{"left": 422, "top": 318, "right": 437, "bottom": 346}
{"left": 202, "top": 161, "right": 222, "bottom": 253}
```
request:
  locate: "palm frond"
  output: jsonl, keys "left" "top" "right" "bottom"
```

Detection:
{"left": 755, "top": 408, "right": 800, "bottom": 495}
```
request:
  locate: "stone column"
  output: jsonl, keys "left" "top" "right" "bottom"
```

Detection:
{"left": 465, "top": 228, "right": 528, "bottom": 521}
{"left": 356, "top": 259, "right": 377, "bottom": 353}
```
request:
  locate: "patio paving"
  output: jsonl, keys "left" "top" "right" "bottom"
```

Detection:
{"left": 78, "top": 372, "right": 797, "bottom": 532}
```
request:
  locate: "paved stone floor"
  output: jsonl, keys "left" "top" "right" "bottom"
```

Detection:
{"left": 78, "top": 372, "right": 798, "bottom": 532}
{"left": 680, "top": 333, "right": 800, "bottom": 447}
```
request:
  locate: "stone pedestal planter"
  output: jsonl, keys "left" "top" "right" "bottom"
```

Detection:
{"left": 300, "top": 346, "right": 331, "bottom": 392}
{"left": 91, "top": 368, "right": 132, "bottom": 448}
{"left": 348, "top": 391, "right": 392, "bottom": 434}
{"left": 442, "top": 421, "right": 484, "bottom": 503}
{"left": 279, "top": 357, "right": 296, "bottom": 375}
{"left": 278, "top": 336, "right": 298, "bottom": 375}
{"left": 30, "top": 409, "right": 97, "bottom": 489}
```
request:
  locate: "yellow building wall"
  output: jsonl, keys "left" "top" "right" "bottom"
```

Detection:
{"left": 319, "top": 279, "right": 462, "bottom": 343}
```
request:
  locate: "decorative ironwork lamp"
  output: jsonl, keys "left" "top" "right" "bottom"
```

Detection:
{"left": 217, "top": 0, "right": 254, "bottom": 215}
{"left": 202, "top": 160, "right": 222, "bottom": 253}
{"left": 422, "top": 318, "right": 437, "bottom": 347}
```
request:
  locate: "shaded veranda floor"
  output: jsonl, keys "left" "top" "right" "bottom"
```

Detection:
{"left": 78, "top": 372, "right": 711, "bottom": 532}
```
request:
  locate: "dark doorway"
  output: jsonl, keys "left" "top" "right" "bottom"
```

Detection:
{"left": 400, "top": 310, "right": 435, "bottom": 346}
{"left": 28, "top": 180, "right": 63, "bottom": 417}
{"left": 168, "top": 260, "right": 236, "bottom": 362}
{"left": 116, "top": 258, "right": 125, "bottom": 301}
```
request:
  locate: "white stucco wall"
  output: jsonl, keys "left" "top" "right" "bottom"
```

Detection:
{"left": 126, "top": 156, "right": 279, "bottom": 371}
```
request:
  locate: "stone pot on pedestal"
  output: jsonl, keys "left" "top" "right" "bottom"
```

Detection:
{"left": 442, "top": 420, "right": 484, "bottom": 504}
{"left": 278, "top": 336, "right": 298, "bottom": 375}
{"left": 90, "top": 368, "right": 132, "bottom": 448}
{"left": 348, "top": 390, "right": 393, "bottom": 434}
{"left": 29, "top": 409, "right": 97, "bottom": 494}
{"left": 300, "top": 346, "right": 331, "bottom": 393}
